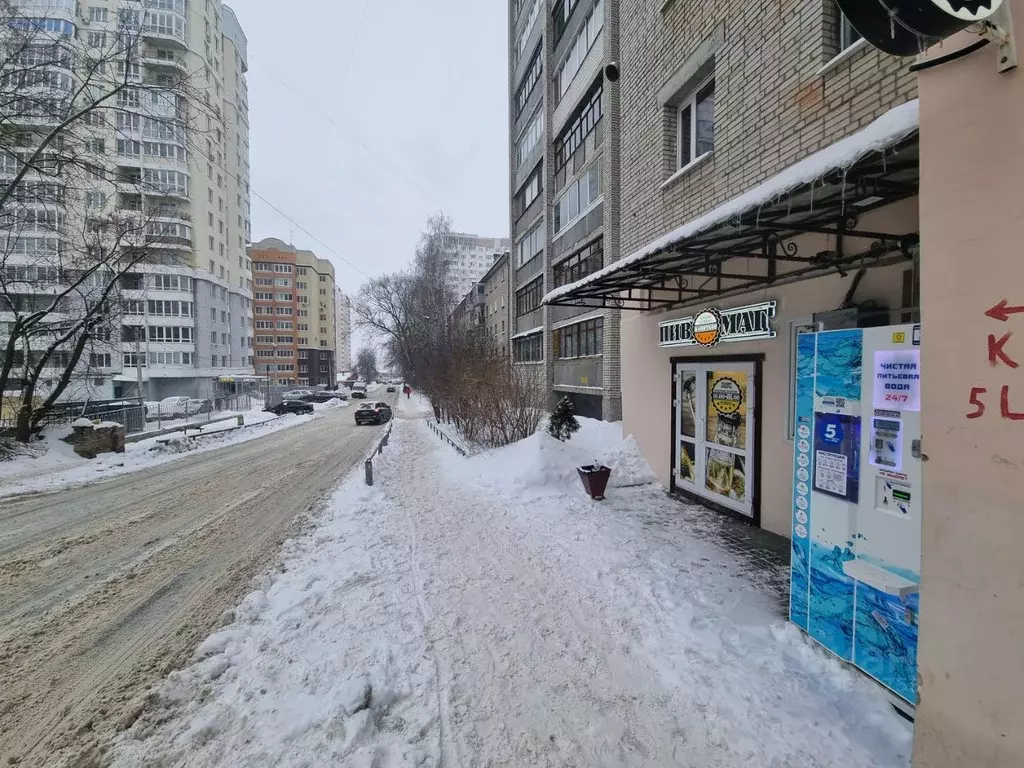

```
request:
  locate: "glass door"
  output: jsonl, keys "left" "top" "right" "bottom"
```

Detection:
{"left": 675, "top": 362, "right": 756, "bottom": 519}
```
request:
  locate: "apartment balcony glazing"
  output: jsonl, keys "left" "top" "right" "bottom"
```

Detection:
{"left": 9, "top": 0, "right": 76, "bottom": 24}
{"left": 120, "top": 0, "right": 188, "bottom": 50}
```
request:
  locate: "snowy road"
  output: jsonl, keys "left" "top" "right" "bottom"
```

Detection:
{"left": 0, "top": 397, "right": 394, "bottom": 766}
{"left": 110, "top": 398, "right": 913, "bottom": 768}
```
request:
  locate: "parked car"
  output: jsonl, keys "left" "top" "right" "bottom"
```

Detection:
{"left": 308, "top": 389, "right": 346, "bottom": 403}
{"left": 354, "top": 401, "right": 392, "bottom": 425}
{"left": 158, "top": 396, "right": 192, "bottom": 418}
{"left": 386, "top": 385, "right": 397, "bottom": 393}
{"left": 189, "top": 398, "right": 214, "bottom": 414}
{"left": 265, "top": 399, "right": 314, "bottom": 416}
{"left": 283, "top": 389, "right": 315, "bottom": 401}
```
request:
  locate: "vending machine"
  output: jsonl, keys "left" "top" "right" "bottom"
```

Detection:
{"left": 789, "top": 323, "right": 922, "bottom": 706}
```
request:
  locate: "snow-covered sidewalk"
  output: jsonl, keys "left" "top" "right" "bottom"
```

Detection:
{"left": 111, "top": 397, "right": 912, "bottom": 767}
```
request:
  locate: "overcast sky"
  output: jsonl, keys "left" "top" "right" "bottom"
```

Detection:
{"left": 234, "top": 0, "right": 510, "bottom": 301}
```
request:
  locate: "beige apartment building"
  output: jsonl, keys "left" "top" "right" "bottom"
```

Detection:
{"left": 249, "top": 238, "right": 336, "bottom": 387}
{"left": 482, "top": 251, "right": 511, "bottom": 352}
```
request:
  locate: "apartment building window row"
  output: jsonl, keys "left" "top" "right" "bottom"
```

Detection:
{"left": 151, "top": 351, "right": 192, "bottom": 366}
{"left": 514, "top": 46, "right": 542, "bottom": 121}
{"left": 254, "top": 292, "right": 273, "bottom": 300}
{"left": 147, "top": 299, "right": 193, "bottom": 317}
{"left": 554, "top": 162, "right": 601, "bottom": 235}
{"left": 557, "top": 0, "right": 604, "bottom": 99}
{"left": 255, "top": 320, "right": 274, "bottom": 329}
{"left": 276, "top": 320, "right": 293, "bottom": 329}
{"left": 554, "top": 237, "right": 602, "bottom": 287}
{"left": 152, "top": 274, "right": 191, "bottom": 291}
{"left": 515, "top": 109, "right": 544, "bottom": 170}
{"left": 517, "top": 220, "right": 544, "bottom": 268}
{"left": 554, "top": 83, "right": 602, "bottom": 176}
{"left": 515, "top": 275, "right": 543, "bottom": 316}
{"left": 514, "top": 163, "right": 543, "bottom": 222}
{"left": 513, "top": 0, "right": 541, "bottom": 65}
{"left": 678, "top": 76, "right": 716, "bottom": 170}
{"left": 255, "top": 335, "right": 274, "bottom": 344}
{"left": 552, "top": 0, "right": 579, "bottom": 43}
{"left": 513, "top": 332, "right": 543, "bottom": 363}
{"left": 148, "top": 325, "right": 193, "bottom": 343}
{"left": 553, "top": 317, "right": 603, "bottom": 358}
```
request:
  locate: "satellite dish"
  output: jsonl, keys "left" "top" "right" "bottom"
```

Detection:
{"left": 836, "top": 0, "right": 1004, "bottom": 55}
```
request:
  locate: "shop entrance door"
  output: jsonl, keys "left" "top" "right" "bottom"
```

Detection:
{"left": 674, "top": 361, "right": 757, "bottom": 519}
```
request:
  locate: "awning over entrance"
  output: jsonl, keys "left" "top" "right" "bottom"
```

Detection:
{"left": 544, "top": 100, "right": 921, "bottom": 311}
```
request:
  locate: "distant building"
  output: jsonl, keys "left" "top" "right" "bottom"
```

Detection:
{"left": 452, "top": 283, "right": 485, "bottom": 336}
{"left": 335, "top": 287, "right": 352, "bottom": 371}
{"left": 249, "top": 238, "right": 336, "bottom": 387}
{"left": 448, "top": 233, "right": 511, "bottom": 301}
{"left": 481, "top": 251, "right": 511, "bottom": 354}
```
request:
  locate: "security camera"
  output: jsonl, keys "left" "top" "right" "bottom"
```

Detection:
{"left": 604, "top": 62, "right": 620, "bottom": 83}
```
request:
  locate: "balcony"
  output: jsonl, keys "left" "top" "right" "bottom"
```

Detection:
{"left": 142, "top": 51, "right": 188, "bottom": 74}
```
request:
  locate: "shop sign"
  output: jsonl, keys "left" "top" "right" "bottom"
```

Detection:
{"left": 659, "top": 301, "right": 777, "bottom": 348}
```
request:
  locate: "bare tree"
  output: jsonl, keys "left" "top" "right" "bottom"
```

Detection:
{"left": 354, "top": 346, "right": 378, "bottom": 384}
{"left": 0, "top": 0, "right": 213, "bottom": 440}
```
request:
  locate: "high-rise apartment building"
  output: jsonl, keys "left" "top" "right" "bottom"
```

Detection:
{"left": 0, "top": 0, "right": 254, "bottom": 401}
{"left": 334, "top": 286, "right": 351, "bottom": 373}
{"left": 249, "top": 238, "right": 336, "bottom": 387}
{"left": 448, "top": 233, "right": 511, "bottom": 301}
{"left": 507, "top": 0, "right": 622, "bottom": 420}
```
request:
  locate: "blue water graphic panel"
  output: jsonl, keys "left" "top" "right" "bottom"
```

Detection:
{"left": 808, "top": 540, "right": 856, "bottom": 662}
{"left": 854, "top": 584, "right": 920, "bottom": 703}
{"left": 814, "top": 330, "right": 863, "bottom": 401}
{"left": 789, "top": 333, "right": 816, "bottom": 629}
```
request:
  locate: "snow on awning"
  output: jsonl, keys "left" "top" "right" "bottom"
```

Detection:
{"left": 510, "top": 325, "right": 544, "bottom": 340}
{"left": 544, "top": 100, "right": 921, "bottom": 311}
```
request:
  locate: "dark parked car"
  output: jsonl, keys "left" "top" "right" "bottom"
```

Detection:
{"left": 189, "top": 398, "right": 214, "bottom": 414}
{"left": 386, "top": 385, "right": 397, "bottom": 393}
{"left": 265, "top": 399, "right": 314, "bottom": 416}
{"left": 354, "top": 402, "right": 392, "bottom": 425}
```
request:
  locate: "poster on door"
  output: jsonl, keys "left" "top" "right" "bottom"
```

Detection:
{"left": 813, "top": 412, "right": 861, "bottom": 502}
{"left": 705, "top": 448, "right": 747, "bottom": 504}
{"left": 680, "top": 371, "right": 697, "bottom": 439}
{"left": 679, "top": 441, "right": 696, "bottom": 484}
{"left": 706, "top": 370, "right": 748, "bottom": 448}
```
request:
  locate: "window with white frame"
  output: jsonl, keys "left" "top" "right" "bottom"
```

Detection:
{"left": 677, "top": 77, "right": 715, "bottom": 170}
{"left": 515, "top": 109, "right": 544, "bottom": 170}
{"left": 517, "top": 220, "right": 544, "bottom": 268}
{"left": 837, "top": 5, "right": 862, "bottom": 51}
{"left": 554, "top": 161, "right": 601, "bottom": 234}
{"left": 513, "top": 0, "right": 541, "bottom": 65}
{"left": 556, "top": 0, "right": 604, "bottom": 98}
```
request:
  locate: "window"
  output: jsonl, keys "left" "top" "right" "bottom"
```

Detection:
{"left": 298, "top": 337, "right": 308, "bottom": 345}
{"left": 275, "top": 293, "right": 292, "bottom": 301}
{"left": 89, "top": 353, "right": 111, "bottom": 368}
{"left": 516, "top": 276, "right": 543, "bottom": 316}
{"left": 276, "top": 320, "right": 294, "bottom": 330}
{"left": 514, "top": 164, "right": 542, "bottom": 221}
{"left": 515, "top": 110, "right": 544, "bottom": 169}
{"left": 513, "top": 332, "right": 543, "bottom": 363}
{"left": 552, "top": 0, "right": 579, "bottom": 42}
{"left": 320, "top": 340, "right": 328, "bottom": 348}
{"left": 296, "top": 281, "right": 307, "bottom": 290}
{"left": 837, "top": 6, "right": 862, "bottom": 51}
{"left": 148, "top": 326, "right": 191, "bottom": 343}
{"left": 88, "top": 6, "right": 108, "bottom": 22}
{"left": 556, "top": 0, "right": 604, "bottom": 98}
{"left": 554, "top": 83, "right": 602, "bottom": 176}
{"left": 320, "top": 365, "right": 328, "bottom": 373}
{"left": 275, "top": 306, "right": 293, "bottom": 315}
{"left": 517, "top": 220, "right": 545, "bottom": 268}
{"left": 255, "top": 320, "right": 274, "bottom": 330}
{"left": 153, "top": 274, "right": 189, "bottom": 291}
{"left": 277, "top": 336, "right": 294, "bottom": 344}
{"left": 513, "top": 0, "right": 541, "bottom": 65}
{"left": 677, "top": 77, "right": 715, "bottom": 169}
{"left": 554, "top": 237, "right": 602, "bottom": 287}
{"left": 514, "top": 46, "right": 542, "bottom": 120}
{"left": 147, "top": 300, "right": 191, "bottom": 316}
{"left": 211, "top": 330, "right": 218, "bottom": 344}
{"left": 123, "top": 352, "right": 147, "bottom": 367}
{"left": 554, "top": 162, "right": 601, "bottom": 234}
{"left": 87, "top": 31, "right": 106, "bottom": 49}
{"left": 299, "top": 350, "right": 309, "bottom": 360}
{"left": 553, "top": 317, "right": 603, "bottom": 358}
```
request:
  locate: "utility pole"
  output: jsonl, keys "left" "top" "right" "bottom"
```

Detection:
{"left": 134, "top": 334, "right": 143, "bottom": 400}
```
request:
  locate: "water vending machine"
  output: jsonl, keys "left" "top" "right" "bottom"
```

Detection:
{"left": 790, "top": 323, "right": 922, "bottom": 705}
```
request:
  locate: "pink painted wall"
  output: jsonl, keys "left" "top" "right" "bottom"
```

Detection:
{"left": 622, "top": 249, "right": 913, "bottom": 536}
{"left": 914, "top": 19, "right": 1024, "bottom": 768}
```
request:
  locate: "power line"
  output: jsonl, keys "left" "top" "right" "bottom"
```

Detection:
{"left": 338, "top": 0, "right": 370, "bottom": 92}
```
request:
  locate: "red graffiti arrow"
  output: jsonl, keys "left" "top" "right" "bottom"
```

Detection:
{"left": 985, "top": 299, "right": 1024, "bottom": 322}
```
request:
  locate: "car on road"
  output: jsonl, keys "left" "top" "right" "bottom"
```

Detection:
{"left": 264, "top": 399, "right": 314, "bottom": 416}
{"left": 283, "top": 389, "right": 315, "bottom": 401}
{"left": 386, "top": 385, "right": 397, "bottom": 393}
{"left": 354, "top": 402, "right": 392, "bottom": 425}
{"left": 350, "top": 384, "right": 368, "bottom": 399}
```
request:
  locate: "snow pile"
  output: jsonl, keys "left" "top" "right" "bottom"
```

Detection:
{"left": 111, "top": 457, "right": 441, "bottom": 768}
{"left": 451, "top": 416, "right": 657, "bottom": 498}
{"left": 321, "top": 397, "right": 348, "bottom": 408}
